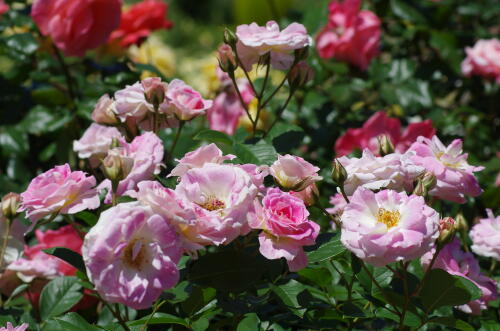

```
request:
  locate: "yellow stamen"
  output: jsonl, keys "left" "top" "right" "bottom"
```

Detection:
{"left": 377, "top": 208, "right": 400, "bottom": 229}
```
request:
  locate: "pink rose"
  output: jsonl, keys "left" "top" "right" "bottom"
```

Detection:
{"left": 99, "top": 132, "right": 164, "bottom": 201}
{"left": 31, "top": 0, "right": 122, "bottom": 57}
{"left": 236, "top": 21, "right": 312, "bottom": 71}
{"left": 338, "top": 149, "right": 425, "bottom": 196}
{"left": 461, "top": 39, "right": 500, "bottom": 85}
{"left": 326, "top": 193, "right": 349, "bottom": 217}
{"left": 269, "top": 154, "right": 322, "bottom": 192}
{"left": 168, "top": 143, "right": 235, "bottom": 178}
{"left": 341, "top": 188, "right": 439, "bottom": 267}
{"left": 163, "top": 79, "right": 213, "bottom": 121}
{"left": 0, "top": 323, "right": 29, "bottom": 331}
{"left": 421, "top": 238, "right": 498, "bottom": 315}
{"left": 20, "top": 164, "right": 100, "bottom": 223}
{"left": 0, "top": 1, "right": 9, "bottom": 15}
{"left": 335, "top": 111, "right": 436, "bottom": 156}
{"left": 91, "top": 94, "right": 119, "bottom": 125}
{"left": 316, "top": 0, "right": 381, "bottom": 70}
{"left": 8, "top": 225, "right": 83, "bottom": 282}
{"left": 109, "top": 0, "right": 173, "bottom": 47}
{"left": 249, "top": 188, "right": 319, "bottom": 271}
{"left": 470, "top": 209, "right": 500, "bottom": 261}
{"left": 73, "top": 123, "right": 123, "bottom": 168}
{"left": 408, "top": 136, "right": 483, "bottom": 203}
{"left": 82, "top": 202, "right": 182, "bottom": 309}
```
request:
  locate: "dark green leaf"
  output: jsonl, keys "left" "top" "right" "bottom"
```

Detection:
{"left": 74, "top": 211, "right": 98, "bottom": 227}
{"left": 271, "top": 279, "right": 307, "bottom": 317}
{"left": 233, "top": 143, "right": 260, "bottom": 164}
{"left": 428, "top": 317, "right": 475, "bottom": 331}
{"left": 128, "top": 313, "right": 189, "bottom": 327}
{"left": 390, "top": 0, "right": 427, "bottom": 24}
{"left": 0, "top": 127, "right": 29, "bottom": 157}
{"left": 43, "top": 247, "right": 86, "bottom": 273}
{"left": 42, "top": 312, "right": 100, "bottom": 331}
{"left": 237, "top": 313, "right": 260, "bottom": 331}
{"left": 39, "top": 276, "right": 83, "bottom": 320}
{"left": 307, "top": 233, "right": 345, "bottom": 263}
{"left": 193, "top": 129, "right": 233, "bottom": 145}
{"left": 181, "top": 286, "right": 216, "bottom": 316}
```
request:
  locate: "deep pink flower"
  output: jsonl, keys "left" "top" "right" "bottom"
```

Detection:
{"left": 236, "top": 21, "right": 312, "bottom": 71}
{"left": 20, "top": 164, "right": 100, "bottom": 222}
{"left": 8, "top": 225, "right": 83, "bottom": 282}
{"left": 31, "top": 0, "right": 122, "bottom": 57}
{"left": 341, "top": 188, "right": 439, "bottom": 267}
{"left": 470, "top": 209, "right": 500, "bottom": 261}
{"left": 162, "top": 79, "right": 212, "bottom": 121}
{"left": 461, "top": 39, "right": 500, "bottom": 85}
{"left": 335, "top": 111, "right": 436, "bottom": 156}
{"left": 109, "top": 0, "right": 172, "bottom": 47}
{"left": 83, "top": 202, "right": 182, "bottom": 309}
{"left": 316, "top": 0, "right": 380, "bottom": 70}
{"left": 0, "top": 323, "right": 29, "bottom": 331}
{"left": 408, "top": 136, "right": 483, "bottom": 203}
{"left": 249, "top": 188, "right": 320, "bottom": 271}
{"left": 169, "top": 144, "right": 235, "bottom": 178}
{"left": 421, "top": 238, "right": 498, "bottom": 315}
{"left": 269, "top": 154, "right": 322, "bottom": 192}
{"left": 0, "top": 1, "right": 9, "bottom": 15}
{"left": 73, "top": 123, "right": 123, "bottom": 168}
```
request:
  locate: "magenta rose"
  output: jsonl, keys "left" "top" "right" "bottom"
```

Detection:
{"left": 249, "top": 188, "right": 320, "bottom": 271}
{"left": 20, "top": 164, "right": 100, "bottom": 223}
{"left": 421, "top": 238, "right": 498, "bottom": 315}
{"left": 341, "top": 188, "right": 439, "bottom": 267}
{"left": 83, "top": 202, "right": 182, "bottom": 309}
{"left": 31, "top": 0, "right": 122, "bottom": 57}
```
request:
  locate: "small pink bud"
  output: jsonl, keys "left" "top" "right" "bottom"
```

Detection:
{"left": 141, "top": 77, "right": 167, "bottom": 109}
{"left": 217, "top": 44, "right": 238, "bottom": 73}
{"left": 92, "top": 94, "right": 119, "bottom": 125}
{"left": 1, "top": 193, "right": 21, "bottom": 220}
{"left": 437, "top": 217, "right": 456, "bottom": 246}
{"left": 288, "top": 61, "right": 314, "bottom": 89}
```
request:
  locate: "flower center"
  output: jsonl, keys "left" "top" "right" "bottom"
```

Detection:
{"left": 199, "top": 196, "right": 226, "bottom": 211}
{"left": 377, "top": 208, "right": 400, "bottom": 229}
{"left": 122, "top": 239, "right": 148, "bottom": 271}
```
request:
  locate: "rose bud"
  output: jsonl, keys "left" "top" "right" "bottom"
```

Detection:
{"left": 141, "top": 77, "right": 168, "bottom": 110}
{"left": 437, "top": 217, "right": 457, "bottom": 247}
{"left": 331, "top": 159, "right": 347, "bottom": 187}
{"left": 217, "top": 44, "right": 238, "bottom": 73}
{"left": 377, "top": 134, "right": 395, "bottom": 156}
{"left": 288, "top": 61, "right": 314, "bottom": 90}
{"left": 1, "top": 193, "right": 21, "bottom": 220}
{"left": 101, "top": 149, "right": 134, "bottom": 185}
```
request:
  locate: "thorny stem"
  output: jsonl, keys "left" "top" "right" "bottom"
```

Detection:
{"left": 264, "top": 90, "right": 294, "bottom": 137}
{"left": 52, "top": 43, "right": 78, "bottom": 103}
{"left": 413, "top": 246, "right": 442, "bottom": 296}
{"left": 99, "top": 295, "right": 131, "bottom": 331}
{"left": 167, "top": 121, "right": 185, "bottom": 165}
{"left": 140, "top": 300, "right": 166, "bottom": 331}
{"left": 228, "top": 74, "right": 255, "bottom": 128}
{"left": 339, "top": 187, "right": 350, "bottom": 204}
{"left": 253, "top": 61, "right": 271, "bottom": 135}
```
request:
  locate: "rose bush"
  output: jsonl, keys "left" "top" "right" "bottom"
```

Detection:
{"left": 0, "top": 0, "right": 498, "bottom": 330}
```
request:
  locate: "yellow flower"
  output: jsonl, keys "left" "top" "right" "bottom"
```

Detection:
{"left": 128, "top": 35, "right": 176, "bottom": 80}
{"left": 238, "top": 98, "right": 269, "bottom": 132}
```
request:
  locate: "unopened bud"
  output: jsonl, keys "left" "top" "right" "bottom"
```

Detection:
{"left": 92, "top": 94, "right": 119, "bottom": 125}
{"left": 1, "top": 193, "right": 21, "bottom": 220}
{"left": 412, "top": 181, "right": 427, "bottom": 197}
{"left": 288, "top": 61, "right": 314, "bottom": 90}
{"left": 437, "top": 217, "right": 456, "bottom": 246}
{"left": 142, "top": 77, "right": 167, "bottom": 110}
{"left": 217, "top": 44, "right": 238, "bottom": 73}
{"left": 101, "top": 149, "right": 134, "bottom": 184}
{"left": 421, "top": 171, "right": 437, "bottom": 191}
{"left": 377, "top": 134, "right": 395, "bottom": 156}
{"left": 455, "top": 213, "right": 468, "bottom": 233}
{"left": 294, "top": 46, "right": 309, "bottom": 63}
{"left": 223, "top": 28, "right": 238, "bottom": 48}
{"left": 291, "top": 184, "right": 318, "bottom": 207}
{"left": 331, "top": 159, "right": 348, "bottom": 187}
{"left": 110, "top": 138, "right": 121, "bottom": 149}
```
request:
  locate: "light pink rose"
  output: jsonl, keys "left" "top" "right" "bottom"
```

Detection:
{"left": 249, "top": 188, "right": 319, "bottom": 271}
{"left": 326, "top": 193, "right": 348, "bottom": 216}
{"left": 8, "top": 225, "right": 83, "bottom": 282}
{"left": 82, "top": 202, "right": 182, "bottom": 309}
{"left": 163, "top": 79, "right": 213, "bottom": 121}
{"left": 31, "top": 0, "right": 122, "bottom": 57}
{"left": 316, "top": 0, "right": 380, "bottom": 70}
{"left": 236, "top": 21, "right": 312, "bottom": 71}
{"left": 408, "top": 136, "right": 483, "bottom": 203}
{"left": 99, "top": 132, "right": 164, "bottom": 201}
{"left": 269, "top": 154, "right": 322, "bottom": 192}
{"left": 335, "top": 111, "right": 436, "bottom": 156}
{"left": 19, "top": 164, "right": 99, "bottom": 222}
{"left": 461, "top": 39, "right": 500, "bottom": 85}
{"left": 0, "top": 323, "right": 29, "bottom": 331}
{"left": 208, "top": 78, "right": 254, "bottom": 135}
{"left": 73, "top": 123, "right": 123, "bottom": 168}
{"left": 338, "top": 149, "right": 425, "bottom": 196}
{"left": 91, "top": 94, "right": 119, "bottom": 125}
{"left": 421, "top": 238, "right": 498, "bottom": 315}
{"left": 470, "top": 209, "right": 500, "bottom": 261}
{"left": 168, "top": 143, "right": 235, "bottom": 178}
{"left": 341, "top": 188, "right": 439, "bottom": 267}
{"left": 114, "top": 81, "right": 154, "bottom": 123}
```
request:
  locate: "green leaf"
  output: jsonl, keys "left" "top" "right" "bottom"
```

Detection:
{"left": 5, "top": 33, "right": 38, "bottom": 59}
{"left": 420, "top": 269, "right": 482, "bottom": 313}
{"left": 375, "top": 308, "right": 420, "bottom": 327}
{"left": 307, "top": 233, "right": 346, "bottom": 263}
{"left": 128, "top": 313, "right": 189, "bottom": 327}
{"left": 193, "top": 129, "right": 233, "bottom": 145}
{"left": 390, "top": 0, "right": 427, "bottom": 24}
{"left": 74, "top": 211, "right": 98, "bottom": 227}
{"left": 233, "top": 143, "right": 260, "bottom": 164}
{"left": 428, "top": 317, "right": 475, "bottom": 331}
{"left": 265, "top": 123, "right": 303, "bottom": 142}
{"left": 39, "top": 276, "right": 83, "bottom": 320}
{"left": 357, "top": 265, "right": 393, "bottom": 295}
{"left": 43, "top": 247, "right": 86, "bottom": 273}
{"left": 237, "top": 313, "right": 261, "bottom": 331}
{"left": 181, "top": 286, "right": 216, "bottom": 316}
{"left": 271, "top": 280, "right": 307, "bottom": 317}
{"left": 298, "top": 267, "right": 332, "bottom": 287}
{"left": 248, "top": 141, "right": 277, "bottom": 165}
{"left": 42, "top": 312, "right": 100, "bottom": 331}
{"left": 0, "top": 127, "right": 29, "bottom": 157}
